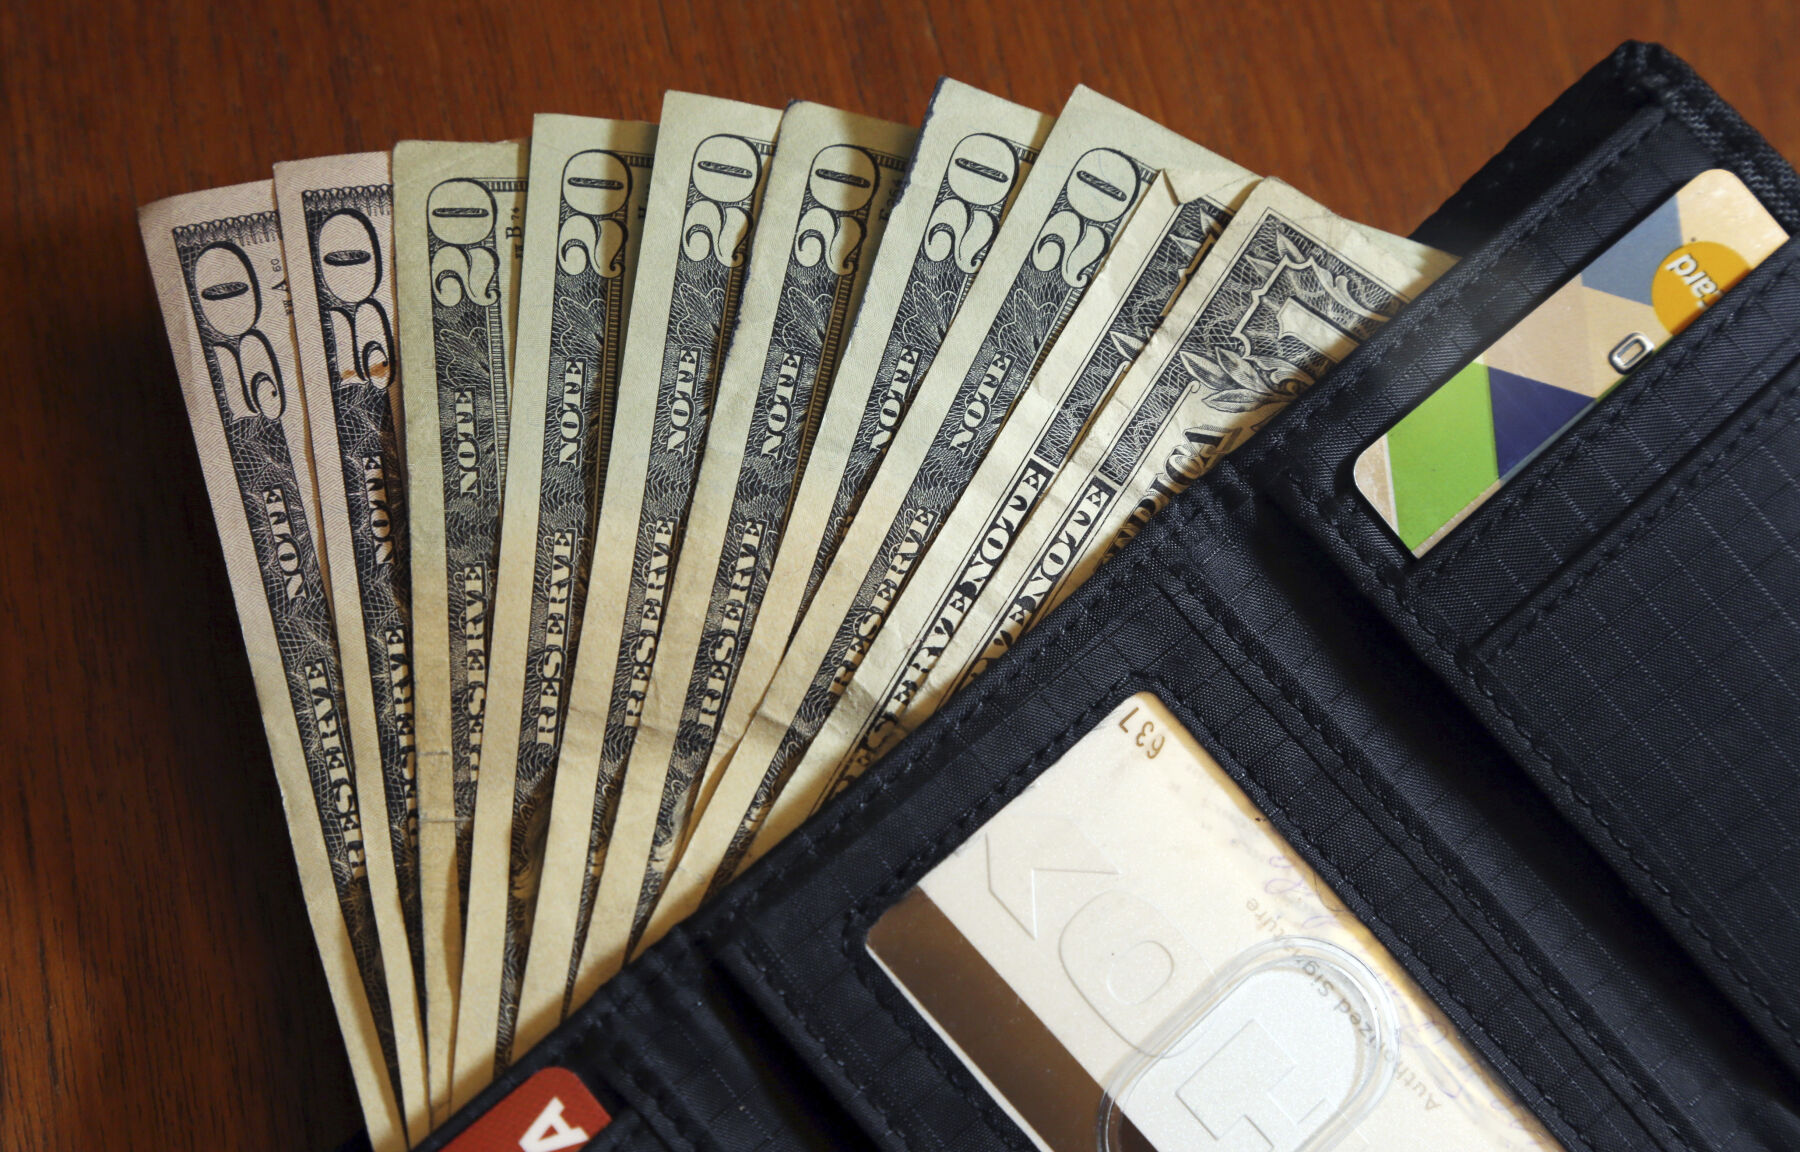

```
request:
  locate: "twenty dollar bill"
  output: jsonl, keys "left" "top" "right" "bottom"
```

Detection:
{"left": 676, "top": 80, "right": 1054, "bottom": 864}
{"left": 456, "top": 116, "right": 655, "bottom": 1104}
{"left": 660, "top": 87, "right": 1253, "bottom": 936}
{"left": 589, "top": 103, "right": 915, "bottom": 979}
{"left": 394, "top": 138, "right": 528, "bottom": 1119}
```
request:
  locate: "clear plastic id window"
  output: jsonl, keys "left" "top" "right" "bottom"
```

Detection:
{"left": 867, "top": 694, "right": 1557, "bottom": 1152}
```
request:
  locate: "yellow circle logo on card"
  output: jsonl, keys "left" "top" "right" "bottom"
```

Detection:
{"left": 1653, "top": 240, "right": 1751, "bottom": 332}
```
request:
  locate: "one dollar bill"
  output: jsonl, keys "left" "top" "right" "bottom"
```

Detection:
{"left": 516, "top": 94, "right": 781, "bottom": 1055}
{"left": 587, "top": 102, "right": 916, "bottom": 980}
{"left": 456, "top": 115, "right": 655, "bottom": 1104}
{"left": 141, "top": 181, "right": 426, "bottom": 1151}
{"left": 393, "top": 139, "right": 528, "bottom": 1119}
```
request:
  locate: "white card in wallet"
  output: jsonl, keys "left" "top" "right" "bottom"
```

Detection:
{"left": 869, "top": 693, "right": 1559, "bottom": 1152}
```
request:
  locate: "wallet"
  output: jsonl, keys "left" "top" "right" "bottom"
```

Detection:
{"left": 405, "top": 42, "right": 1800, "bottom": 1152}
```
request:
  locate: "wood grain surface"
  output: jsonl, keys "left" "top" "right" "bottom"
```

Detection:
{"left": 1, "top": 0, "right": 1795, "bottom": 1147}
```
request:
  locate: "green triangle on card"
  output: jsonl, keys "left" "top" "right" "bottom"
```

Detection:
{"left": 1385, "top": 360, "right": 1500, "bottom": 550}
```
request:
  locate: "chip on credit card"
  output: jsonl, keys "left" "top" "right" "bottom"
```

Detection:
{"left": 1355, "top": 169, "right": 1788, "bottom": 556}
{"left": 868, "top": 694, "right": 1558, "bottom": 1151}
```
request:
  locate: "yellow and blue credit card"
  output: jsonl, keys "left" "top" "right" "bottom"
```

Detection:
{"left": 1356, "top": 169, "right": 1788, "bottom": 556}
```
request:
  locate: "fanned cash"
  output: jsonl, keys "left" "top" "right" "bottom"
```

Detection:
{"left": 661, "top": 87, "right": 1254, "bottom": 927}
{"left": 516, "top": 95, "right": 782, "bottom": 1053}
{"left": 644, "top": 167, "right": 1252, "bottom": 942}
{"left": 586, "top": 103, "right": 916, "bottom": 980}
{"left": 456, "top": 115, "right": 655, "bottom": 1102}
{"left": 393, "top": 139, "right": 528, "bottom": 1120}
{"left": 141, "top": 181, "right": 425, "bottom": 1152}
{"left": 674, "top": 80, "right": 1053, "bottom": 864}
{"left": 145, "top": 84, "right": 1487, "bottom": 1140}
{"left": 919, "top": 181, "right": 1454, "bottom": 713}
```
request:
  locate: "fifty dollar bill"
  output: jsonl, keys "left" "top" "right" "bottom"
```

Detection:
{"left": 274, "top": 153, "right": 433, "bottom": 1137}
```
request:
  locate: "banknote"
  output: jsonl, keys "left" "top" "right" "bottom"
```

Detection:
{"left": 793, "top": 168, "right": 1256, "bottom": 819}
{"left": 585, "top": 102, "right": 916, "bottom": 979}
{"left": 676, "top": 80, "right": 1053, "bottom": 860}
{"left": 737, "top": 180, "right": 1453, "bottom": 891}
{"left": 141, "top": 181, "right": 425, "bottom": 1151}
{"left": 657, "top": 87, "right": 1254, "bottom": 936}
{"left": 515, "top": 94, "right": 782, "bottom": 1051}
{"left": 456, "top": 115, "right": 656, "bottom": 1101}
{"left": 918, "top": 180, "right": 1455, "bottom": 735}
{"left": 393, "top": 139, "right": 527, "bottom": 1118}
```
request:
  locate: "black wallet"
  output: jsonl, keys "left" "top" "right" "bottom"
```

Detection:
{"left": 408, "top": 42, "right": 1800, "bottom": 1152}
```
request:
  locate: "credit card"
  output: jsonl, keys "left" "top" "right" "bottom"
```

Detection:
{"left": 868, "top": 693, "right": 1559, "bottom": 1152}
{"left": 1355, "top": 169, "right": 1787, "bottom": 556}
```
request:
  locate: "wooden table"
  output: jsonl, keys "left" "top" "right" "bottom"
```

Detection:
{"left": 2, "top": 0, "right": 1795, "bottom": 1146}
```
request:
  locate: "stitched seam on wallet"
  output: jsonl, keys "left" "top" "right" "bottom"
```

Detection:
{"left": 1495, "top": 367, "right": 1800, "bottom": 655}
{"left": 1296, "top": 395, "right": 1800, "bottom": 1054}
{"left": 1419, "top": 251, "right": 1797, "bottom": 581}
{"left": 1266, "top": 38, "right": 1782, "bottom": 496}
{"left": 655, "top": 55, "right": 1741, "bottom": 1148}
{"left": 507, "top": 949, "right": 711, "bottom": 1152}
{"left": 1149, "top": 503, "right": 1686, "bottom": 1152}
{"left": 833, "top": 533, "right": 1612, "bottom": 1152}
{"left": 710, "top": 535, "right": 1157, "bottom": 939}
{"left": 1295, "top": 422, "right": 1800, "bottom": 1052}
{"left": 697, "top": 545, "right": 1159, "bottom": 1147}
{"left": 685, "top": 556, "right": 1157, "bottom": 1146}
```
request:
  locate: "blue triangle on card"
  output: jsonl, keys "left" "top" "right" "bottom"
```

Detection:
{"left": 1487, "top": 366, "right": 1594, "bottom": 478}
{"left": 1581, "top": 196, "right": 1681, "bottom": 305}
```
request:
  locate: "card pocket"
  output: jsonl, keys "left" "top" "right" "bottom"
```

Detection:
{"left": 1236, "top": 41, "right": 1800, "bottom": 638}
{"left": 1236, "top": 243, "right": 1800, "bottom": 1080}
{"left": 1407, "top": 234, "right": 1800, "bottom": 639}
{"left": 1219, "top": 39, "right": 1800, "bottom": 1089}
{"left": 1469, "top": 356, "right": 1800, "bottom": 1074}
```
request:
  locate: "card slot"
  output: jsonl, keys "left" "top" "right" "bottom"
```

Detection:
{"left": 1416, "top": 233, "right": 1800, "bottom": 640}
{"left": 1461, "top": 356, "right": 1800, "bottom": 1079}
{"left": 1203, "top": 48, "right": 1800, "bottom": 1077}
{"left": 1234, "top": 40, "right": 1800, "bottom": 622}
